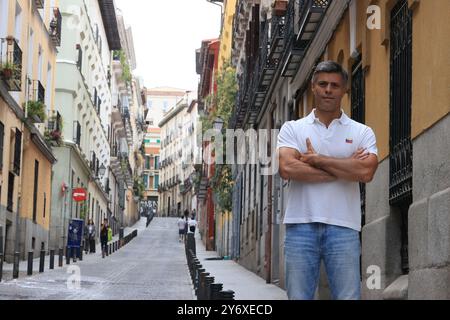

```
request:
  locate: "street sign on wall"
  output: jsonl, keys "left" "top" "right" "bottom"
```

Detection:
{"left": 72, "top": 188, "right": 87, "bottom": 202}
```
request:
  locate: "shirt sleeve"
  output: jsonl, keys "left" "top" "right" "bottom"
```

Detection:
{"left": 359, "top": 127, "right": 378, "bottom": 156}
{"left": 277, "top": 121, "right": 300, "bottom": 152}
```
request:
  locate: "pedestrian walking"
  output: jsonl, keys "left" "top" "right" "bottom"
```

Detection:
{"left": 183, "top": 210, "right": 189, "bottom": 239}
{"left": 188, "top": 216, "right": 197, "bottom": 234}
{"left": 177, "top": 216, "right": 187, "bottom": 242}
{"left": 86, "top": 219, "right": 96, "bottom": 254}
{"left": 100, "top": 219, "right": 109, "bottom": 258}
{"left": 83, "top": 223, "right": 90, "bottom": 254}
{"left": 277, "top": 61, "right": 379, "bottom": 300}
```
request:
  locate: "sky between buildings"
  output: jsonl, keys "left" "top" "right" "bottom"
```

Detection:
{"left": 115, "top": 0, "right": 222, "bottom": 96}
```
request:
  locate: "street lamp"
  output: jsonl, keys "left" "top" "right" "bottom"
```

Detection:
{"left": 98, "top": 164, "right": 106, "bottom": 177}
{"left": 213, "top": 117, "right": 224, "bottom": 131}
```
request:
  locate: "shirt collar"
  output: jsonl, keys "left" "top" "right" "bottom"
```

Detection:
{"left": 306, "top": 109, "right": 351, "bottom": 126}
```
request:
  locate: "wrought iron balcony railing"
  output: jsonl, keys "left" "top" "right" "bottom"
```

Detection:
{"left": 297, "top": 0, "right": 330, "bottom": 49}
{"left": 49, "top": 7, "right": 62, "bottom": 47}
{"left": 0, "top": 37, "right": 23, "bottom": 91}
{"left": 280, "top": 0, "right": 303, "bottom": 77}
{"left": 34, "top": 0, "right": 44, "bottom": 9}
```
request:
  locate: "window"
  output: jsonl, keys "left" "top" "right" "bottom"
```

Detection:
{"left": 76, "top": 44, "right": 83, "bottom": 71}
{"left": 154, "top": 175, "right": 159, "bottom": 189}
{"left": 389, "top": 0, "right": 413, "bottom": 275}
{"left": 73, "top": 121, "right": 81, "bottom": 146}
{"left": 7, "top": 172, "right": 14, "bottom": 212}
{"left": 33, "top": 160, "right": 39, "bottom": 222}
{"left": 143, "top": 174, "right": 149, "bottom": 189}
{"left": 13, "top": 129, "right": 22, "bottom": 176}
{"left": 43, "top": 192, "right": 46, "bottom": 218}
{"left": 147, "top": 100, "right": 152, "bottom": 109}
{"left": 0, "top": 121, "right": 4, "bottom": 169}
{"left": 163, "top": 101, "right": 168, "bottom": 112}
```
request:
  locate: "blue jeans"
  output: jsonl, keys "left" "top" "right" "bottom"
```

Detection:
{"left": 284, "top": 223, "right": 361, "bottom": 300}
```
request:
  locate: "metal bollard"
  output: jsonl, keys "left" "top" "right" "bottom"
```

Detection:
{"left": 66, "top": 247, "right": 70, "bottom": 265}
{"left": 13, "top": 252, "right": 20, "bottom": 279}
{"left": 187, "top": 233, "right": 196, "bottom": 256}
{"left": 0, "top": 253, "right": 3, "bottom": 282}
{"left": 109, "top": 244, "right": 112, "bottom": 255}
{"left": 79, "top": 247, "right": 83, "bottom": 261}
{"left": 195, "top": 268, "right": 204, "bottom": 296}
{"left": 58, "top": 248, "right": 63, "bottom": 267}
{"left": 210, "top": 283, "right": 223, "bottom": 300}
{"left": 39, "top": 250, "right": 45, "bottom": 273}
{"left": 219, "top": 290, "right": 235, "bottom": 300}
{"left": 198, "top": 272, "right": 210, "bottom": 300}
{"left": 27, "top": 251, "right": 34, "bottom": 276}
{"left": 50, "top": 250, "right": 55, "bottom": 270}
{"left": 205, "top": 276, "right": 215, "bottom": 300}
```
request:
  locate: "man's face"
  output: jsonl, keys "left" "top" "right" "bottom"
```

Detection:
{"left": 312, "top": 72, "right": 346, "bottom": 113}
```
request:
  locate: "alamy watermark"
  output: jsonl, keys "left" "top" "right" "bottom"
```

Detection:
{"left": 190, "top": 124, "right": 280, "bottom": 176}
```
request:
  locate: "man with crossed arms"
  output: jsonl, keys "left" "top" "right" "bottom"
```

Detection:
{"left": 277, "top": 61, "right": 379, "bottom": 300}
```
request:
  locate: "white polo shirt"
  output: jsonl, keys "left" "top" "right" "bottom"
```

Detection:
{"left": 277, "top": 109, "right": 378, "bottom": 231}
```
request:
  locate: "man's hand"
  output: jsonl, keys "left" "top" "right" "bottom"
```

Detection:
{"left": 299, "top": 138, "right": 378, "bottom": 183}
{"left": 299, "top": 138, "right": 321, "bottom": 167}
{"left": 301, "top": 139, "right": 370, "bottom": 168}
{"left": 352, "top": 148, "right": 370, "bottom": 161}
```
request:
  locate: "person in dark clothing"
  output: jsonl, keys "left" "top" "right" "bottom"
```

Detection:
{"left": 86, "top": 219, "right": 96, "bottom": 254}
{"left": 183, "top": 210, "right": 189, "bottom": 239}
{"left": 100, "top": 219, "right": 109, "bottom": 258}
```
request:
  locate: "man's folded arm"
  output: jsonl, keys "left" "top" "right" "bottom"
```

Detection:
{"left": 278, "top": 147, "right": 336, "bottom": 183}
{"left": 315, "top": 154, "right": 378, "bottom": 183}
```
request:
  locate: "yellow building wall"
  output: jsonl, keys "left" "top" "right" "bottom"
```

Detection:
{"left": 0, "top": 100, "right": 22, "bottom": 211}
{"left": 218, "top": 0, "right": 237, "bottom": 71}
{"left": 2, "top": 0, "right": 58, "bottom": 231}
{"left": 410, "top": 0, "right": 450, "bottom": 138}
{"left": 4, "top": 0, "right": 58, "bottom": 111}
{"left": 21, "top": 130, "right": 53, "bottom": 230}
{"left": 317, "top": 0, "right": 450, "bottom": 160}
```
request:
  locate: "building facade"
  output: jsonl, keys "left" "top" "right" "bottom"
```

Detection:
{"left": 158, "top": 95, "right": 191, "bottom": 218}
{"left": 227, "top": 0, "right": 450, "bottom": 299}
{"left": 1, "top": 0, "right": 59, "bottom": 261}
{"left": 49, "top": 0, "right": 120, "bottom": 250}
{"left": 196, "top": 38, "right": 220, "bottom": 251}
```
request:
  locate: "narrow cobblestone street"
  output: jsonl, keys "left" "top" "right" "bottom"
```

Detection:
{"left": 0, "top": 218, "right": 194, "bottom": 300}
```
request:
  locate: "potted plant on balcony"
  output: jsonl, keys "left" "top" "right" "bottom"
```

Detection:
{"left": 25, "top": 100, "right": 47, "bottom": 123}
{"left": 272, "top": 0, "right": 288, "bottom": 16}
{"left": 0, "top": 61, "right": 18, "bottom": 80}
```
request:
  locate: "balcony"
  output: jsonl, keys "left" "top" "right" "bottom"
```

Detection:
{"left": 296, "top": 0, "right": 330, "bottom": 48}
{"left": 34, "top": 0, "right": 44, "bottom": 9}
{"left": 110, "top": 145, "right": 124, "bottom": 181}
{"left": 281, "top": 0, "right": 330, "bottom": 77}
{"left": 111, "top": 106, "right": 126, "bottom": 138}
{"left": 280, "top": 0, "right": 304, "bottom": 77}
{"left": 49, "top": 8, "right": 62, "bottom": 47}
{"left": 0, "top": 37, "right": 23, "bottom": 91}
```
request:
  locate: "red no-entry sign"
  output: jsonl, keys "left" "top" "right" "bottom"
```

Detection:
{"left": 72, "top": 188, "right": 87, "bottom": 202}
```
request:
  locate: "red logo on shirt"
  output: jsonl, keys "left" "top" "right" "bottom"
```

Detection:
{"left": 346, "top": 139, "right": 353, "bottom": 144}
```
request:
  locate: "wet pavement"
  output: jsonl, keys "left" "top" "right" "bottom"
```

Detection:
{"left": 0, "top": 218, "right": 194, "bottom": 300}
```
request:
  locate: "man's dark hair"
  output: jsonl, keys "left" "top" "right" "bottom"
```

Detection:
{"left": 312, "top": 61, "right": 348, "bottom": 85}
